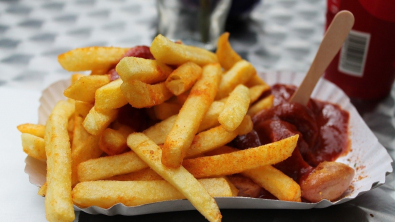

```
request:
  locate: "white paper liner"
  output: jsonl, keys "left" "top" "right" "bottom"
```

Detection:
{"left": 25, "top": 72, "right": 393, "bottom": 214}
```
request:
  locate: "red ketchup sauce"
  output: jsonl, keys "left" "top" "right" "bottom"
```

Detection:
{"left": 232, "top": 84, "right": 350, "bottom": 191}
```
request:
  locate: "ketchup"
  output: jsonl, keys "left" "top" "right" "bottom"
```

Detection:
{"left": 232, "top": 84, "right": 350, "bottom": 184}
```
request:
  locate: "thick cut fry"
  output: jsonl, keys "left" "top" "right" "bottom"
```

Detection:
{"left": 218, "top": 85, "right": 250, "bottom": 132}
{"left": 242, "top": 165, "right": 301, "bottom": 202}
{"left": 72, "top": 178, "right": 235, "bottom": 209}
{"left": 182, "top": 135, "right": 299, "bottom": 178}
{"left": 99, "top": 128, "right": 128, "bottom": 155}
{"left": 78, "top": 151, "right": 148, "bottom": 182}
{"left": 128, "top": 133, "right": 222, "bottom": 222}
{"left": 44, "top": 100, "right": 75, "bottom": 222}
{"left": 216, "top": 32, "right": 242, "bottom": 70}
{"left": 71, "top": 115, "right": 90, "bottom": 151}
{"left": 83, "top": 106, "right": 118, "bottom": 135}
{"left": 95, "top": 78, "right": 128, "bottom": 111}
{"left": 58, "top": 46, "right": 128, "bottom": 71}
{"left": 71, "top": 134, "right": 102, "bottom": 186}
{"left": 153, "top": 102, "right": 181, "bottom": 120}
{"left": 197, "top": 101, "right": 225, "bottom": 132}
{"left": 150, "top": 34, "right": 218, "bottom": 66}
{"left": 64, "top": 75, "right": 110, "bottom": 103}
{"left": 71, "top": 73, "right": 85, "bottom": 84}
{"left": 116, "top": 57, "right": 173, "bottom": 84}
{"left": 248, "top": 85, "right": 271, "bottom": 104}
{"left": 162, "top": 63, "right": 222, "bottom": 168}
{"left": 244, "top": 74, "right": 269, "bottom": 87}
{"left": 17, "top": 123, "right": 45, "bottom": 138}
{"left": 121, "top": 80, "right": 173, "bottom": 108}
{"left": 75, "top": 100, "right": 94, "bottom": 118}
{"left": 165, "top": 62, "right": 202, "bottom": 95}
{"left": 107, "top": 168, "right": 163, "bottom": 181}
{"left": 21, "top": 133, "right": 46, "bottom": 160}
{"left": 187, "top": 115, "right": 252, "bottom": 157}
{"left": 248, "top": 95, "right": 274, "bottom": 116}
{"left": 216, "top": 60, "right": 256, "bottom": 100}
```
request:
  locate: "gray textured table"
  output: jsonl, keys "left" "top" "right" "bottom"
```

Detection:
{"left": 1, "top": 0, "right": 393, "bottom": 221}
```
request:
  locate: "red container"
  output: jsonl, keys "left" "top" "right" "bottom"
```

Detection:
{"left": 324, "top": 0, "right": 395, "bottom": 100}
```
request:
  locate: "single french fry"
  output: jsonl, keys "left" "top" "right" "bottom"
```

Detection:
{"left": 244, "top": 74, "right": 269, "bottom": 87}
{"left": 128, "top": 133, "right": 222, "bottom": 222}
{"left": 218, "top": 84, "right": 250, "bottom": 132}
{"left": 71, "top": 115, "right": 90, "bottom": 152}
{"left": 71, "top": 134, "right": 103, "bottom": 186}
{"left": 153, "top": 102, "right": 182, "bottom": 120}
{"left": 216, "top": 60, "right": 256, "bottom": 100}
{"left": 249, "top": 85, "right": 271, "bottom": 104}
{"left": 121, "top": 80, "right": 173, "bottom": 108}
{"left": 64, "top": 75, "right": 110, "bottom": 103}
{"left": 150, "top": 34, "right": 218, "bottom": 66}
{"left": 107, "top": 168, "right": 163, "bottom": 181}
{"left": 75, "top": 100, "right": 94, "bottom": 118}
{"left": 44, "top": 100, "right": 75, "bottom": 222}
{"left": 216, "top": 32, "right": 242, "bottom": 70}
{"left": 72, "top": 178, "right": 235, "bottom": 209}
{"left": 21, "top": 133, "right": 46, "bottom": 160}
{"left": 116, "top": 57, "right": 173, "bottom": 84}
{"left": 162, "top": 63, "right": 222, "bottom": 168}
{"left": 38, "top": 182, "right": 47, "bottom": 197}
{"left": 182, "top": 135, "right": 299, "bottom": 178}
{"left": 236, "top": 115, "right": 253, "bottom": 135}
{"left": 165, "top": 62, "right": 202, "bottom": 95}
{"left": 78, "top": 151, "right": 148, "bottom": 182}
{"left": 248, "top": 95, "right": 274, "bottom": 116}
{"left": 99, "top": 128, "right": 128, "bottom": 156}
{"left": 242, "top": 165, "right": 301, "bottom": 202}
{"left": 17, "top": 123, "right": 45, "bottom": 138}
{"left": 58, "top": 46, "right": 128, "bottom": 72}
{"left": 83, "top": 106, "right": 118, "bottom": 135}
{"left": 95, "top": 78, "right": 128, "bottom": 111}
{"left": 71, "top": 73, "right": 85, "bottom": 84}
{"left": 187, "top": 115, "right": 252, "bottom": 157}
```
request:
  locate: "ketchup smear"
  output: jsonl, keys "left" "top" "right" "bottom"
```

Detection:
{"left": 232, "top": 84, "right": 350, "bottom": 183}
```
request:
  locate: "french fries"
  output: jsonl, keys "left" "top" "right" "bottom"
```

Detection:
{"left": 44, "top": 100, "right": 75, "bottom": 222}
{"left": 150, "top": 34, "right": 218, "bottom": 66}
{"left": 162, "top": 63, "right": 222, "bottom": 168}
{"left": 58, "top": 46, "right": 128, "bottom": 71}
{"left": 20, "top": 33, "right": 307, "bottom": 221}
{"left": 128, "top": 133, "right": 222, "bottom": 222}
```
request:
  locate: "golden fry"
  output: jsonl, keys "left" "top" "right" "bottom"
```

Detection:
{"left": 17, "top": 123, "right": 45, "bottom": 138}
{"left": 216, "top": 32, "right": 242, "bottom": 70}
{"left": 83, "top": 106, "right": 118, "bottom": 135}
{"left": 21, "top": 133, "right": 46, "bottom": 160}
{"left": 58, "top": 46, "right": 128, "bottom": 72}
{"left": 248, "top": 85, "right": 270, "bottom": 104}
{"left": 218, "top": 84, "right": 250, "bottom": 132}
{"left": 182, "top": 135, "right": 299, "bottom": 178}
{"left": 95, "top": 78, "right": 128, "bottom": 111}
{"left": 75, "top": 101, "right": 94, "bottom": 118}
{"left": 72, "top": 178, "right": 235, "bottom": 209}
{"left": 162, "top": 63, "right": 222, "bottom": 168}
{"left": 150, "top": 34, "right": 218, "bottom": 66}
{"left": 248, "top": 95, "right": 274, "bottom": 116}
{"left": 44, "top": 100, "right": 75, "bottom": 222}
{"left": 64, "top": 75, "right": 110, "bottom": 103}
{"left": 116, "top": 57, "right": 173, "bottom": 84}
{"left": 99, "top": 128, "right": 128, "bottom": 156}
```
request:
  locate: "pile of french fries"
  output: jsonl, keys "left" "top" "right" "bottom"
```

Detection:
{"left": 18, "top": 33, "right": 301, "bottom": 222}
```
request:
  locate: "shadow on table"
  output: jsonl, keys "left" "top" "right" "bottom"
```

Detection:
{"left": 78, "top": 179, "right": 395, "bottom": 222}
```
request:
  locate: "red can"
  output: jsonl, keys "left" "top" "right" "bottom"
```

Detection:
{"left": 324, "top": 0, "right": 395, "bottom": 100}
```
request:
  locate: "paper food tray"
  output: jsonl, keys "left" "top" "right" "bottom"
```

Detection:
{"left": 24, "top": 71, "right": 393, "bottom": 215}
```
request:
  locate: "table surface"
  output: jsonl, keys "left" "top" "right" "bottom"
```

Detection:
{"left": 0, "top": 0, "right": 393, "bottom": 221}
